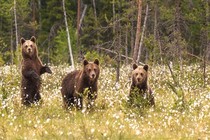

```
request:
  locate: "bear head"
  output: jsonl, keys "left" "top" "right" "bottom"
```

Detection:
{"left": 20, "top": 36, "right": 38, "bottom": 59}
{"left": 132, "top": 64, "right": 148, "bottom": 86}
{"left": 83, "top": 59, "right": 100, "bottom": 82}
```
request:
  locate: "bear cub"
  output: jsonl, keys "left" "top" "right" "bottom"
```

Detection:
{"left": 61, "top": 59, "right": 100, "bottom": 109}
{"left": 128, "top": 64, "right": 155, "bottom": 107}
{"left": 20, "top": 36, "right": 52, "bottom": 106}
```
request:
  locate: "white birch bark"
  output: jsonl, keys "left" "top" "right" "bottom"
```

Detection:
{"left": 78, "top": 5, "right": 87, "bottom": 30}
{"left": 62, "top": 0, "right": 74, "bottom": 69}
{"left": 14, "top": 0, "right": 19, "bottom": 62}
{"left": 137, "top": 3, "right": 149, "bottom": 63}
{"left": 133, "top": 0, "right": 142, "bottom": 63}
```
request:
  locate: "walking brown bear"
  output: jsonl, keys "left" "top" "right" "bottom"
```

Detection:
{"left": 61, "top": 59, "right": 100, "bottom": 109}
{"left": 128, "top": 64, "right": 155, "bottom": 107}
{"left": 20, "top": 36, "right": 52, "bottom": 106}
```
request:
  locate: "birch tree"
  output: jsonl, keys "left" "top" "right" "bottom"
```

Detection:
{"left": 14, "top": 0, "right": 19, "bottom": 63}
{"left": 137, "top": 3, "right": 149, "bottom": 63}
{"left": 62, "top": 0, "right": 74, "bottom": 69}
{"left": 77, "top": 0, "right": 81, "bottom": 57}
{"left": 133, "top": 0, "right": 142, "bottom": 63}
{"left": 92, "top": 0, "right": 100, "bottom": 52}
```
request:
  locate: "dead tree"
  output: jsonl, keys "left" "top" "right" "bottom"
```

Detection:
{"left": 137, "top": 3, "right": 149, "bottom": 63}
{"left": 62, "top": 0, "right": 74, "bottom": 69}
{"left": 133, "top": 0, "right": 142, "bottom": 63}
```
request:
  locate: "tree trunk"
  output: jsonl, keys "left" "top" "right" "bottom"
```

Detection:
{"left": 175, "top": 0, "right": 183, "bottom": 70}
{"left": 130, "top": 1, "right": 135, "bottom": 57}
{"left": 78, "top": 5, "right": 87, "bottom": 30}
{"left": 131, "top": 19, "right": 134, "bottom": 57}
{"left": 116, "top": 1, "right": 122, "bottom": 83}
{"left": 92, "top": 0, "right": 99, "bottom": 52}
{"left": 154, "top": 0, "right": 163, "bottom": 65}
{"left": 14, "top": 0, "right": 19, "bottom": 63}
{"left": 133, "top": 0, "right": 142, "bottom": 63}
{"left": 77, "top": 0, "right": 81, "bottom": 59}
{"left": 125, "top": 25, "right": 128, "bottom": 65}
{"left": 203, "top": 0, "right": 209, "bottom": 87}
{"left": 38, "top": 0, "right": 41, "bottom": 29}
{"left": 32, "top": 0, "right": 36, "bottom": 35}
{"left": 62, "top": 0, "right": 74, "bottom": 69}
{"left": 10, "top": 19, "right": 13, "bottom": 65}
{"left": 113, "top": 0, "right": 116, "bottom": 35}
{"left": 76, "top": 4, "right": 87, "bottom": 60}
{"left": 137, "top": 3, "right": 148, "bottom": 63}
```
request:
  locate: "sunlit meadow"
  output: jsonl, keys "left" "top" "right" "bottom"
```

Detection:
{"left": 0, "top": 64, "right": 210, "bottom": 139}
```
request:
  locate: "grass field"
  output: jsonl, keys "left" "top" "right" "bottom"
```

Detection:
{"left": 0, "top": 64, "right": 210, "bottom": 139}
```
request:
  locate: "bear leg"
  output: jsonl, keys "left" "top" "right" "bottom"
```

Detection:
{"left": 87, "top": 92, "right": 97, "bottom": 108}
{"left": 75, "top": 96, "right": 83, "bottom": 109}
{"left": 40, "top": 66, "right": 52, "bottom": 75}
{"left": 21, "top": 92, "right": 33, "bottom": 106}
{"left": 34, "top": 92, "right": 41, "bottom": 103}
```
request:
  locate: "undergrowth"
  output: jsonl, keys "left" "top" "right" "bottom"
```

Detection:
{"left": 0, "top": 64, "right": 209, "bottom": 139}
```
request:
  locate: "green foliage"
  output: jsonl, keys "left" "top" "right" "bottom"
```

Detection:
{"left": 84, "top": 51, "right": 115, "bottom": 67}
{"left": 128, "top": 89, "right": 153, "bottom": 110}
{"left": 0, "top": 0, "right": 210, "bottom": 65}
{"left": 52, "top": 21, "right": 77, "bottom": 64}
{"left": 53, "top": 29, "right": 69, "bottom": 64}
{"left": 80, "top": 7, "right": 103, "bottom": 48}
{"left": 0, "top": 37, "right": 9, "bottom": 65}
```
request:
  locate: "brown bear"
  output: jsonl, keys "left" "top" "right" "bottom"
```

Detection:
{"left": 20, "top": 36, "right": 52, "bottom": 106}
{"left": 128, "top": 64, "right": 155, "bottom": 107}
{"left": 61, "top": 59, "right": 100, "bottom": 109}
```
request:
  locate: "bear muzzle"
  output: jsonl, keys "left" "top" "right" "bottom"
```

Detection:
{"left": 91, "top": 74, "right": 95, "bottom": 79}
{"left": 27, "top": 47, "right": 32, "bottom": 53}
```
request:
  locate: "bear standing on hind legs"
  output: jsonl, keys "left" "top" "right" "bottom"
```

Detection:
{"left": 20, "top": 36, "right": 52, "bottom": 106}
{"left": 129, "top": 64, "right": 155, "bottom": 107}
{"left": 61, "top": 59, "right": 100, "bottom": 110}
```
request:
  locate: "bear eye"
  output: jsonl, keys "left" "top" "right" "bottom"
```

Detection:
{"left": 94, "top": 68, "right": 96, "bottom": 72}
{"left": 136, "top": 73, "right": 138, "bottom": 76}
{"left": 25, "top": 45, "right": 28, "bottom": 48}
{"left": 30, "top": 45, "right": 33, "bottom": 48}
{"left": 140, "top": 73, "right": 143, "bottom": 76}
{"left": 88, "top": 68, "right": 91, "bottom": 72}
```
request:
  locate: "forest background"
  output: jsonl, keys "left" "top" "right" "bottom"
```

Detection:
{"left": 0, "top": 0, "right": 210, "bottom": 67}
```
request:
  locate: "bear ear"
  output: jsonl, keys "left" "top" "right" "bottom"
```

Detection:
{"left": 94, "top": 59, "right": 99, "bottom": 65}
{"left": 143, "top": 65, "right": 149, "bottom": 71}
{"left": 30, "top": 36, "right": 36, "bottom": 43}
{"left": 20, "top": 38, "right": 26, "bottom": 45}
{"left": 133, "top": 64, "right": 138, "bottom": 70}
{"left": 83, "top": 59, "right": 89, "bottom": 66}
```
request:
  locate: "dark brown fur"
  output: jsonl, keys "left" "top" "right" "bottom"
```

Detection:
{"left": 129, "top": 64, "right": 155, "bottom": 107}
{"left": 61, "top": 59, "right": 100, "bottom": 109}
{"left": 20, "top": 36, "right": 52, "bottom": 106}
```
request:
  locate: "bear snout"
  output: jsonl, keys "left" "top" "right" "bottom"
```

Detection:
{"left": 27, "top": 47, "right": 32, "bottom": 53}
{"left": 91, "top": 73, "right": 95, "bottom": 79}
{"left": 137, "top": 77, "right": 141, "bottom": 82}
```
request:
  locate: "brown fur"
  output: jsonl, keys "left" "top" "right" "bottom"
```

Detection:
{"left": 129, "top": 64, "right": 155, "bottom": 107}
{"left": 61, "top": 59, "right": 100, "bottom": 109}
{"left": 20, "top": 36, "right": 52, "bottom": 106}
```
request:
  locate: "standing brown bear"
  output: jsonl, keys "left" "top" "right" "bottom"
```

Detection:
{"left": 128, "top": 64, "right": 155, "bottom": 107}
{"left": 61, "top": 59, "right": 100, "bottom": 109}
{"left": 20, "top": 36, "right": 52, "bottom": 106}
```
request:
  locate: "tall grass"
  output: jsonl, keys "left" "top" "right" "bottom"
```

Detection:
{"left": 0, "top": 64, "right": 209, "bottom": 139}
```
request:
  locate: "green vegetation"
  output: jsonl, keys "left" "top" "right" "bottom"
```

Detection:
{"left": 0, "top": 64, "right": 209, "bottom": 139}
{"left": 0, "top": 0, "right": 210, "bottom": 65}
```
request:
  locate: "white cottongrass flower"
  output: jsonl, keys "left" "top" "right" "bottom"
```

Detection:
{"left": 91, "top": 128, "right": 95, "bottom": 133}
